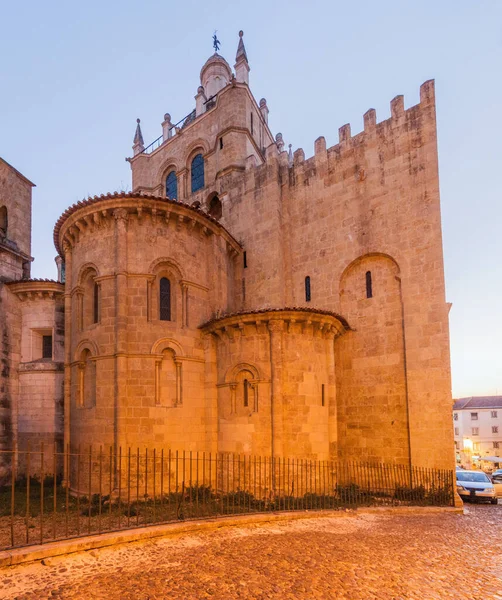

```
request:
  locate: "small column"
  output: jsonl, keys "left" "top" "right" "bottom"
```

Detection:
{"left": 62, "top": 241, "right": 73, "bottom": 486}
{"left": 181, "top": 283, "right": 189, "bottom": 328}
{"left": 203, "top": 334, "right": 218, "bottom": 452}
{"left": 175, "top": 360, "right": 183, "bottom": 405}
{"left": 55, "top": 255, "right": 64, "bottom": 283}
{"left": 259, "top": 98, "right": 269, "bottom": 125}
{"left": 326, "top": 331, "right": 337, "bottom": 460}
{"left": 78, "top": 363, "right": 85, "bottom": 408}
{"left": 113, "top": 208, "right": 129, "bottom": 463}
{"left": 195, "top": 87, "right": 206, "bottom": 117}
{"left": 230, "top": 383, "right": 237, "bottom": 414}
{"left": 154, "top": 358, "right": 162, "bottom": 405}
{"left": 268, "top": 319, "right": 285, "bottom": 459}
{"left": 162, "top": 113, "right": 173, "bottom": 141}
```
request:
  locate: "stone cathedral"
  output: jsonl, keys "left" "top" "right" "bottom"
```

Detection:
{"left": 0, "top": 32, "right": 454, "bottom": 480}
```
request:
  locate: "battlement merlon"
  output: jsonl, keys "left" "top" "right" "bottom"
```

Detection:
{"left": 262, "top": 79, "right": 437, "bottom": 171}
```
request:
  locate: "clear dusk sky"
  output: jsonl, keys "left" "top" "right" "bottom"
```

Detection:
{"left": 1, "top": 0, "right": 501, "bottom": 399}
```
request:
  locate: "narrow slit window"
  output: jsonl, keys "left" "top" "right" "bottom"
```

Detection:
{"left": 321, "top": 384, "right": 325, "bottom": 407}
{"left": 0, "top": 206, "right": 7, "bottom": 237}
{"left": 365, "top": 271, "right": 373, "bottom": 299}
{"left": 93, "top": 282, "right": 99, "bottom": 323}
{"left": 250, "top": 112, "right": 253, "bottom": 135}
{"left": 219, "top": 137, "right": 223, "bottom": 149}
{"left": 244, "top": 379, "right": 249, "bottom": 407}
{"left": 42, "top": 335, "right": 53, "bottom": 359}
{"left": 243, "top": 251, "right": 247, "bottom": 268}
{"left": 160, "top": 277, "right": 171, "bottom": 321}
{"left": 305, "top": 276, "right": 311, "bottom": 302}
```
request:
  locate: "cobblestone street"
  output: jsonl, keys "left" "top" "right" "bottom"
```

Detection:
{"left": 2, "top": 505, "right": 502, "bottom": 599}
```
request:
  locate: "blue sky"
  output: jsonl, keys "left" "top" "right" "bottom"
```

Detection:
{"left": 1, "top": 0, "right": 501, "bottom": 398}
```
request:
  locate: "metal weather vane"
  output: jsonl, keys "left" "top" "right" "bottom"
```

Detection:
{"left": 213, "top": 31, "right": 221, "bottom": 53}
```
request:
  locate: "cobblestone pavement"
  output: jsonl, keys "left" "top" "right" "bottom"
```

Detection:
{"left": 2, "top": 505, "right": 502, "bottom": 600}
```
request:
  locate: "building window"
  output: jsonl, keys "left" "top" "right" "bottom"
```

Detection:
{"left": 454, "top": 413, "right": 458, "bottom": 421}
{"left": 473, "top": 442, "right": 480, "bottom": 451}
{"left": 159, "top": 277, "right": 171, "bottom": 321}
{"left": 243, "top": 251, "right": 247, "bottom": 268}
{"left": 305, "top": 276, "right": 311, "bottom": 302}
{"left": 208, "top": 194, "right": 222, "bottom": 220}
{"left": 322, "top": 384, "right": 325, "bottom": 407}
{"left": 219, "top": 137, "right": 223, "bottom": 149}
{"left": 78, "top": 348, "right": 96, "bottom": 408}
{"left": 492, "top": 411, "right": 498, "bottom": 418}
{"left": 455, "top": 441, "right": 459, "bottom": 449}
{"left": 493, "top": 426, "right": 499, "bottom": 434}
{"left": 93, "top": 282, "right": 99, "bottom": 324}
{"left": 166, "top": 171, "right": 178, "bottom": 200}
{"left": 81, "top": 268, "right": 99, "bottom": 329}
{"left": 42, "top": 335, "right": 53, "bottom": 360}
{"left": 471, "top": 412, "right": 478, "bottom": 420}
{"left": 243, "top": 379, "right": 249, "bottom": 407}
{"left": 454, "top": 427, "right": 459, "bottom": 436}
{"left": 191, "top": 154, "right": 204, "bottom": 193}
{"left": 251, "top": 112, "right": 254, "bottom": 135}
{"left": 365, "top": 271, "right": 373, "bottom": 299}
{"left": 494, "top": 442, "right": 500, "bottom": 449}
{"left": 472, "top": 427, "right": 479, "bottom": 436}
{"left": 0, "top": 206, "right": 7, "bottom": 237}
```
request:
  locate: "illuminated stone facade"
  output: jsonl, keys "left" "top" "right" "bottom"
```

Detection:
{"left": 0, "top": 32, "right": 454, "bottom": 479}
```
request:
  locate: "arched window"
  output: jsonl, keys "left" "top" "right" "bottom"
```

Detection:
{"left": 81, "top": 268, "right": 99, "bottom": 329}
{"left": 208, "top": 195, "right": 222, "bottom": 220}
{"left": 191, "top": 154, "right": 204, "bottom": 193}
{"left": 0, "top": 206, "right": 7, "bottom": 237}
{"left": 166, "top": 171, "right": 178, "bottom": 200}
{"left": 365, "top": 271, "right": 373, "bottom": 299}
{"left": 160, "top": 277, "right": 171, "bottom": 321}
{"left": 93, "top": 282, "right": 99, "bottom": 324}
{"left": 243, "top": 379, "right": 249, "bottom": 407}
{"left": 78, "top": 348, "right": 96, "bottom": 408}
{"left": 305, "top": 276, "right": 311, "bottom": 302}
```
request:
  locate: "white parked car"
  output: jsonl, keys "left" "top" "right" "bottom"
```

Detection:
{"left": 456, "top": 470, "right": 498, "bottom": 504}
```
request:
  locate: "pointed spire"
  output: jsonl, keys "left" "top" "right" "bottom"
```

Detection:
{"left": 288, "top": 144, "right": 293, "bottom": 166}
{"left": 235, "top": 30, "right": 247, "bottom": 62}
{"left": 234, "top": 30, "right": 250, "bottom": 85}
{"left": 133, "top": 118, "right": 144, "bottom": 146}
{"left": 132, "top": 118, "right": 144, "bottom": 156}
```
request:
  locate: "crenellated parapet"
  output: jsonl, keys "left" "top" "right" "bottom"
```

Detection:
{"left": 256, "top": 80, "right": 437, "bottom": 187}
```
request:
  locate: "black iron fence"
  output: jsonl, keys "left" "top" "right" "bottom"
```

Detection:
{"left": 0, "top": 445, "right": 454, "bottom": 551}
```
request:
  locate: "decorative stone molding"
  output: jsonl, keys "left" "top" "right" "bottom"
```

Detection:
{"left": 54, "top": 193, "right": 242, "bottom": 257}
{"left": 6, "top": 280, "right": 64, "bottom": 301}
{"left": 200, "top": 308, "right": 350, "bottom": 340}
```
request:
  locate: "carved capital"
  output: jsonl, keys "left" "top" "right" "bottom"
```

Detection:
{"left": 268, "top": 319, "right": 285, "bottom": 333}
{"left": 113, "top": 208, "right": 129, "bottom": 223}
{"left": 62, "top": 239, "right": 72, "bottom": 255}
